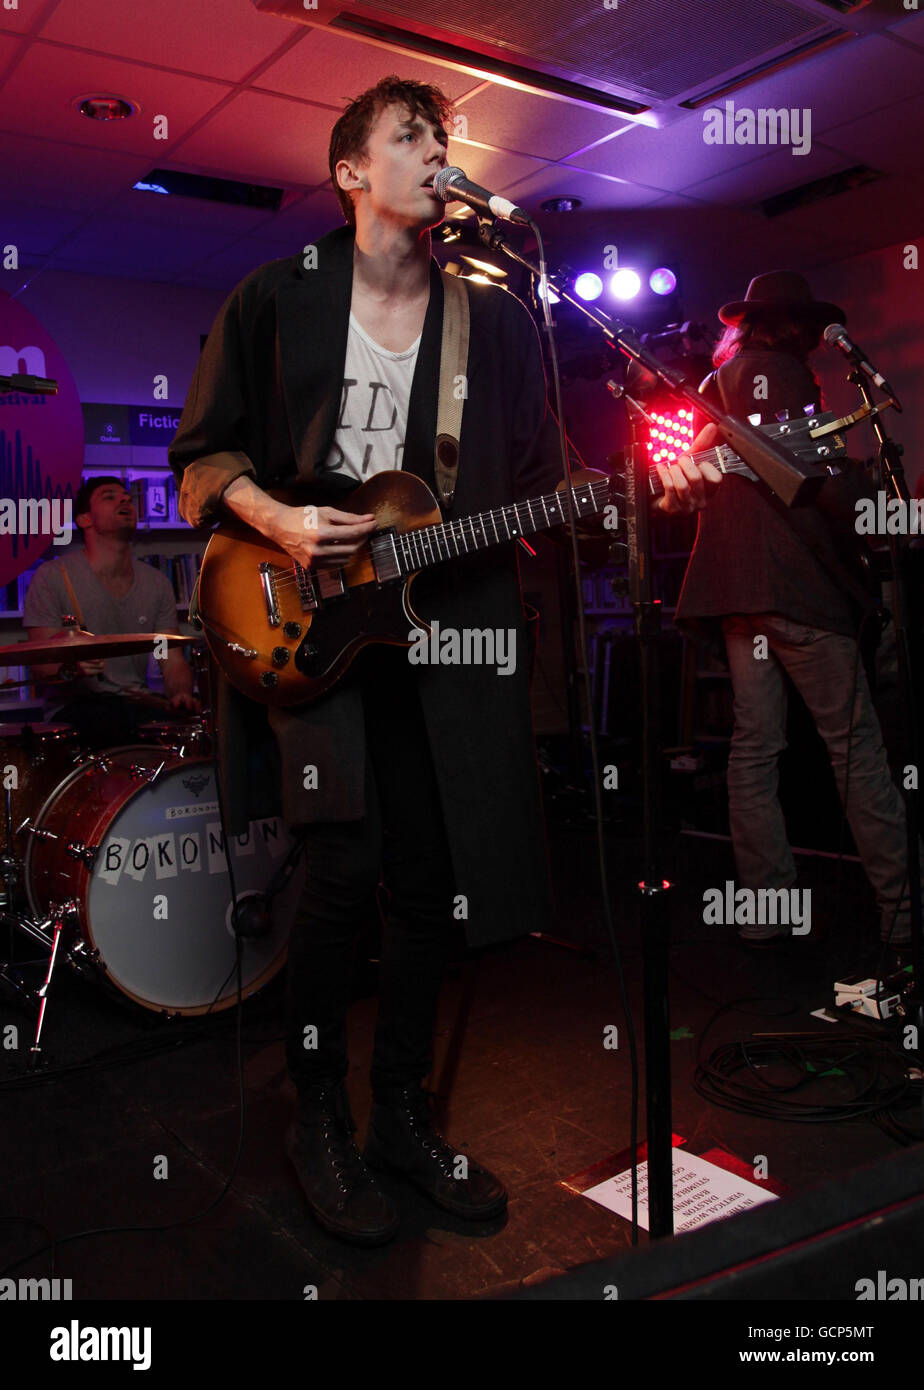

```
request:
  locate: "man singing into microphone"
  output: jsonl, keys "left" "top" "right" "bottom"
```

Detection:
{"left": 169, "top": 75, "right": 714, "bottom": 1247}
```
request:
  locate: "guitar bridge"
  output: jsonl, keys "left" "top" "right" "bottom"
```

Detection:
{"left": 294, "top": 562, "right": 319, "bottom": 612}
{"left": 259, "top": 562, "right": 280, "bottom": 627}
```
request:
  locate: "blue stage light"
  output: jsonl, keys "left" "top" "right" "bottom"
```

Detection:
{"left": 649, "top": 267, "right": 677, "bottom": 296}
{"left": 574, "top": 273, "right": 603, "bottom": 301}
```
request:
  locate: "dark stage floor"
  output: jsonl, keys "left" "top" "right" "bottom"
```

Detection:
{"left": 1, "top": 826, "right": 918, "bottom": 1302}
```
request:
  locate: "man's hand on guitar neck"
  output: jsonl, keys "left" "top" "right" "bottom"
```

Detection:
{"left": 222, "top": 476, "right": 376, "bottom": 570}
{"left": 654, "top": 423, "right": 723, "bottom": 515}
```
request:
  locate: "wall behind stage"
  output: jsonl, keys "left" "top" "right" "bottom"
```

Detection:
{"left": 11, "top": 269, "right": 228, "bottom": 434}
{"left": 811, "top": 242, "right": 922, "bottom": 492}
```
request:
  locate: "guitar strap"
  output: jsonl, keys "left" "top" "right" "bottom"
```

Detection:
{"left": 434, "top": 270, "right": 470, "bottom": 511}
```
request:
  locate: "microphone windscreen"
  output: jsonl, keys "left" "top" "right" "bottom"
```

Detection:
{"left": 433, "top": 166, "right": 466, "bottom": 202}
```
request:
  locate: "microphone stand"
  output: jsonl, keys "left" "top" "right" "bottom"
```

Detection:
{"left": 849, "top": 372, "right": 923, "bottom": 1029}
{"left": 472, "top": 212, "right": 830, "bottom": 1238}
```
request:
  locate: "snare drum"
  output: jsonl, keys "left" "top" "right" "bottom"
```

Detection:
{"left": 25, "top": 746, "right": 300, "bottom": 1014}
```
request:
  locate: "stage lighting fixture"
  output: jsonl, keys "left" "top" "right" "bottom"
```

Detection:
{"left": 537, "top": 280, "right": 560, "bottom": 304}
{"left": 610, "top": 269, "right": 641, "bottom": 301}
{"left": 646, "top": 406, "right": 694, "bottom": 466}
{"left": 574, "top": 273, "right": 603, "bottom": 301}
{"left": 649, "top": 267, "right": 677, "bottom": 296}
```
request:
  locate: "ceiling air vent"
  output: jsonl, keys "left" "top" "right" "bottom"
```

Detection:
{"left": 132, "top": 169, "right": 285, "bottom": 210}
{"left": 759, "top": 163, "right": 881, "bottom": 218}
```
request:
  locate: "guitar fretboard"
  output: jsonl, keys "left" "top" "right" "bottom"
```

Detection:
{"left": 374, "top": 477, "right": 613, "bottom": 578}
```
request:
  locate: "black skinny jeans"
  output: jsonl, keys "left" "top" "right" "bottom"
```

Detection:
{"left": 284, "top": 647, "right": 458, "bottom": 1101}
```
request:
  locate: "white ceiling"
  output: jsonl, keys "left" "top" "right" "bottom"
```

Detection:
{"left": 0, "top": 0, "right": 922, "bottom": 299}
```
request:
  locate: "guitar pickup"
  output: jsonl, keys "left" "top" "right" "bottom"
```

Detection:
{"left": 315, "top": 567, "right": 348, "bottom": 603}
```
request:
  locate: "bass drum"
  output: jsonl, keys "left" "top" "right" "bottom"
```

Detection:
{"left": 25, "top": 746, "right": 301, "bottom": 1015}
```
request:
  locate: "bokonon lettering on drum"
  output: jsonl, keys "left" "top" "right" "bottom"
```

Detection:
{"left": 97, "top": 817, "right": 288, "bottom": 886}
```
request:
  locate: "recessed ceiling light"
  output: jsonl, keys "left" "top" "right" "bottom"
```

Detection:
{"left": 75, "top": 95, "right": 137, "bottom": 121}
{"left": 539, "top": 196, "right": 583, "bottom": 214}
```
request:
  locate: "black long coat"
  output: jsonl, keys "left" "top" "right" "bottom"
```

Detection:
{"left": 168, "top": 223, "right": 569, "bottom": 945}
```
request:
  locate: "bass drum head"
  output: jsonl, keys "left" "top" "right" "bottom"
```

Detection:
{"left": 29, "top": 749, "right": 301, "bottom": 1015}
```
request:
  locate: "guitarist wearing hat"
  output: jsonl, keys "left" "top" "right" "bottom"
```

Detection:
{"left": 673, "top": 271, "right": 914, "bottom": 952}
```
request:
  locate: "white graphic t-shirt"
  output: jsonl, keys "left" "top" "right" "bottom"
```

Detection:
{"left": 320, "top": 313, "right": 421, "bottom": 482}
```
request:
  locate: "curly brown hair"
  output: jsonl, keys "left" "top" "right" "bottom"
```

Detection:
{"left": 328, "top": 75, "right": 454, "bottom": 225}
{"left": 713, "top": 309, "right": 824, "bottom": 367}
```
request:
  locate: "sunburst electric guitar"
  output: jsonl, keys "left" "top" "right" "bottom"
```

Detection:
{"left": 195, "top": 411, "right": 848, "bottom": 706}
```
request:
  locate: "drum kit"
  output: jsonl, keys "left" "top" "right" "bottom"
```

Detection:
{"left": 0, "top": 630, "right": 305, "bottom": 1065}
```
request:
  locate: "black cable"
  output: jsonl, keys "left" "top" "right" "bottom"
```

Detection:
{"left": 693, "top": 1029, "right": 913, "bottom": 1122}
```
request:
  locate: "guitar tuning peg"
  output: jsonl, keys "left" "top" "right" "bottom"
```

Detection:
{"left": 803, "top": 402, "right": 818, "bottom": 416}
{"left": 775, "top": 409, "right": 790, "bottom": 422}
{"left": 747, "top": 413, "right": 762, "bottom": 426}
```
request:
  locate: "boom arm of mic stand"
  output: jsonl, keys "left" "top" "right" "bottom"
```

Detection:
{"left": 474, "top": 219, "right": 827, "bottom": 508}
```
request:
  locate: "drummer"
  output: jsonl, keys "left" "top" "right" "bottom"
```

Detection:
{"left": 22, "top": 475, "right": 199, "bottom": 748}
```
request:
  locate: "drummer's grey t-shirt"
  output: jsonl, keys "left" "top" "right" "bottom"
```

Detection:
{"left": 22, "top": 548, "right": 178, "bottom": 710}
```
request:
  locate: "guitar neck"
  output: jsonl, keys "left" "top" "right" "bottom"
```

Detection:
{"left": 382, "top": 476, "right": 612, "bottom": 575}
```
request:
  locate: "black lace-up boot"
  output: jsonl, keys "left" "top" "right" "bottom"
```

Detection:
{"left": 286, "top": 1081, "right": 399, "bottom": 1245}
{"left": 364, "top": 1086, "right": 507, "bottom": 1220}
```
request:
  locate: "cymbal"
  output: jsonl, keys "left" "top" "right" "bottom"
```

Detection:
{"left": 0, "top": 629, "right": 190, "bottom": 665}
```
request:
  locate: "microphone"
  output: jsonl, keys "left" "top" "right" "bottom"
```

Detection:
{"left": 433, "top": 166, "right": 531, "bottom": 226}
{"left": 823, "top": 324, "right": 902, "bottom": 410}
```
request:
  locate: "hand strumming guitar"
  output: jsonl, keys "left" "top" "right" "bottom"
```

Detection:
{"left": 267, "top": 503, "right": 377, "bottom": 571}
{"left": 222, "top": 477, "right": 376, "bottom": 571}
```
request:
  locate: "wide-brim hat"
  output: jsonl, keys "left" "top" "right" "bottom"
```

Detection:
{"left": 719, "top": 270, "right": 845, "bottom": 327}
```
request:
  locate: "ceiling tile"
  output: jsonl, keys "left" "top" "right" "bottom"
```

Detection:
{"left": 889, "top": 11, "right": 924, "bottom": 49}
{"left": 183, "top": 241, "right": 296, "bottom": 287}
{"left": 0, "top": 45, "right": 233, "bottom": 154}
{"left": 504, "top": 163, "right": 665, "bottom": 215}
{"left": 566, "top": 113, "right": 782, "bottom": 194}
{"left": 0, "top": 31, "right": 21, "bottom": 75}
{"left": 169, "top": 89, "right": 333, "bottom": 185}
{"left": 103, "top": 186, "right": 280, "bottom": 235}
{"left": 41, "top": 0, "right": 297, "bottom": 82}
{"left": 680, "top": 142, "right": 853, "bottom": 205}
{"left": 0, "top": 6, "right": 40, "bottom": 34}
{"left": 821, "top": 93, "right": 924, "bottom": 176}
{"left": 255, "top": 28, "right": 480, "bottom": 104}
{"left": 0, "top": 201, "right": 90, "bottom": 257}
{"left": 770, "top": 173, "right": 924, "bottom": 255}
{"left": 3, "top": 137, "right": 150, "bottom": 212}
{"left": 445, "top": 137, "right": 547, "bottom": 194}
{"left": 246, "top": 189, "right": 346, "bottom": 246}
{"left": 714, "top": 33, "right": 924, "bottom": 137}
{"left": 48, "top": 217, "right": 244, "bottom": 277}
{"left": 448, "top": 85, "right": 635, "bottom": 162}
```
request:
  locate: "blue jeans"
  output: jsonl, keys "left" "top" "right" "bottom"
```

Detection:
{"left": 722, "top": 614, "right": 915, "bottom": 944}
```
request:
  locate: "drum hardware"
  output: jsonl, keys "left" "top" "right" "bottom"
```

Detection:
{"left": 28, "top": 899, "right": 81, "bottom": 1065}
